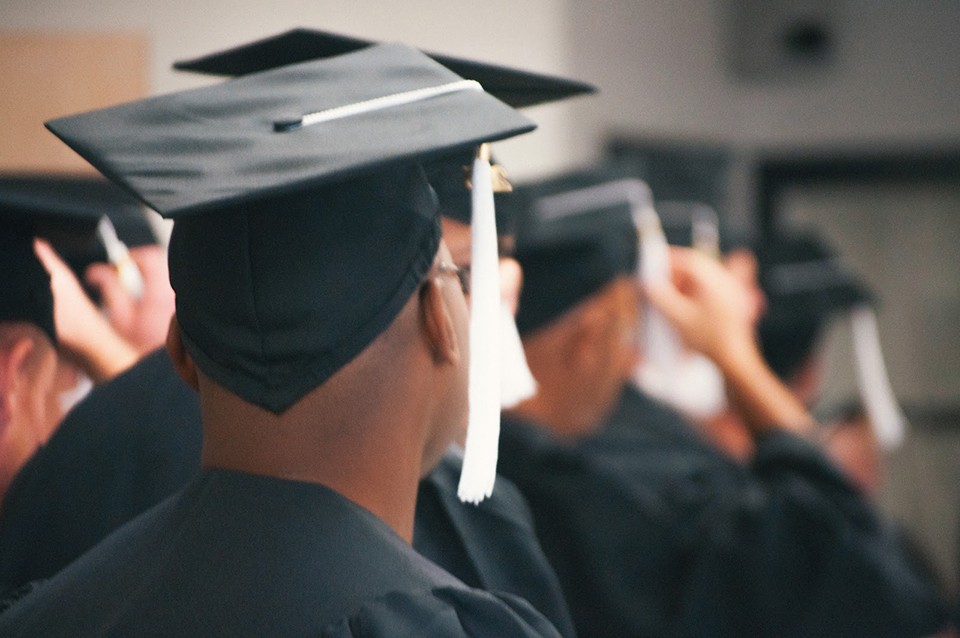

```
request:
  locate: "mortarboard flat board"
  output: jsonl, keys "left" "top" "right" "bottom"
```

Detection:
{"left": 47, "top": 43, "right": 534, "bottom": 220}
{"left": 0, "top": 174, "right": 155, "bottom": 299}
{"left": 509, "top": 173, "right": 640, "bottom": 335}
{"left": 173, "top": 28, "right": 595, "bottom": 109}
{"left": 173, "top": 29, "right": 596, "bottom": 234}
{"left": 757, "top": 232, "right": 874, "bottom": 381}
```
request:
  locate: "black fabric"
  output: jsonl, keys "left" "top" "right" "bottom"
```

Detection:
{"left": 756, "top": 232, "right": 873, "bottom": 381}
{"left": 0, "top": 349, "right": 201, "bottom": 596}
{"left": 0, "top": 174, "right": 149, "bottom": 248}
{"left": 167, "top": 166, "right": 441, "bottom": 413}
{"left": 0, "top": 174, "right": 156, "bottom": 306}
{"left": 0, "top": 229, "right": 55, "bottom": 345}
{"left": 0, "top": 350, "right": 575, "bottom": 636}
{"left": 414, "top": 451, "right": 576, "bottom": 638}
{"left": 515, "top": 230, "right": 637, "bottom": 335}
{"left": 497, "top": 385, "right": 948, "bottom": 638}
{"left": 0, "top": 469, "right": 561, "bottom": 638}
{"left": 321, "top": 586, "right": 561, "bottom": 638}
{"left": 173, "top": 28, "right": 595, "bottom": 109}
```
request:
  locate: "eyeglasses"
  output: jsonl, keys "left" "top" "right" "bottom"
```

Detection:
{"left": 437, "top": 262, "right": 471, "bottom": 296}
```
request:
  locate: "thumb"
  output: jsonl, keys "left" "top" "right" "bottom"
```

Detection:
{"left": 644, "top": 280, "right": 695, "bottom": 329}
{"left": 85, "top": 263, "right": 135, "bottom": 333}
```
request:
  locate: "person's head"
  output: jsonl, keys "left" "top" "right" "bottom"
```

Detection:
{"left": 0, "top": 323, "right": 60, "bottom": 447}
{"left": 48, "top": 41, "right": 548, "bottom": 516}
{"left": 161, "top": 163, "right": 472, "bottom": 478}
{"left": 513, "top": 232, "right": 641, "bottom": 439}
{"left": 756, "top": 232, "right": 871, "bottom": 405}
{"left": 0, "top": 232, "right": 61, "bottom": 499}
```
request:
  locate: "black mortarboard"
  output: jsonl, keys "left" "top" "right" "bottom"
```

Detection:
{"left": 173, "top": 29, "right": 595, "bottom": 236}
{"left": 45, "top": 43, "right": 536, "bottom": 422}
{"left": 0, "top": 174, "right": 156, "bottom": 300}
{"left": 510, "top": 174, "right": 640, "bottom": 335}
{"left": 656, "top": 201, "right": 751, "bottom": 255}
{"left": 0, "top": 229, "right": 55, "bottom": 345}
{"left": 173, "top": 28, "right": 595, "bottom": 109}
{"left": 515, "top": 233, "right": 638, "bottom": 335}
{"left": 422, "top": 150, "right": 518, "bottom": 233}
{"left": 756, "top": 232, "right": 873, "bottom": 380}
{"left": 511, "top": 171, "right": 639, "bottom": 250}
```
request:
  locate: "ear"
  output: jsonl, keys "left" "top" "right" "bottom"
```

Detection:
{"left": 570, "top": 299, "right": 612, "bottom": 370}
{"left": 0, "top": 337, "right": 35, "bottom": 433}
{"left": 419, "top": 278, "right": 461, "bottom": 366}
{"left": 166, "top": 315, "right": 199, "bottom": 391}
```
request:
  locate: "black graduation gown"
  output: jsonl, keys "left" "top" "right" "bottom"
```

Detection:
{"left": 415, "top": 450, "right": 577, "bottom": 638}
{"left": 0, "top": 349, "right": 575, "bottom": 635}
{"left": 497, "top": 384, "right": 948, "bottom": 638}
{"left": 0, "top": 348, "right": 202, "bottom": 595}
{"left": 0, "top": 469, "right": 561, "bottom": 637}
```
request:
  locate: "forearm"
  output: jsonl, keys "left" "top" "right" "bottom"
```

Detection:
{"left": 716, "top": 337, "right": 817, "bottom": 438}
{"left": 63, "top": 318, "right": 139, "bottom": 383}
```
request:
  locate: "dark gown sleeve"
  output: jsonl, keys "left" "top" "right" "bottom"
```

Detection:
{"left": 320, "top": 587, "right": 563, "bottom": 638}
{"left": 509, "top": 447, "right": 681, "bottom": 638}
{"left": 414, "top": 455, "right": 577, "bottom": 638}
{"left": 504, "top": 414, "right": 948, "bottom": 638}
{"left": 675, "top": 430, "right": 948, "bottom": 638}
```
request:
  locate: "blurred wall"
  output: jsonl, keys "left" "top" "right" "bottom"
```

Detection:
{"left": 5, "top": 0, "right": 959, "bottom": 172}
{"left": 0, "top": 0, "right": 578, "bottom": 180}
{"left": 566, "top": 0, "right": 960, "bottom": 155}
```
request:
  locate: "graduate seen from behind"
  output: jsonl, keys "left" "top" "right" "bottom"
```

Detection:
{"left": 495, "top": 175, "right": 948, "bottom": 638}
{"left": 0, "top": 43, "right": 565, "bottom": 637}
{"left": 0, "top": 33, "right": 586, "bottom": 638}
{"left": 0, "top": 233, "right": 62, "bottom": 511}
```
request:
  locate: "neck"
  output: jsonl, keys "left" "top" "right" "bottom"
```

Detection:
{"left": 0, "top": 422, "right": 44, "bottom": 513}
{"left": 197, "top": 366, "right": 431, "bottom": 544}
{"left": 510, "top": 390, "right": 583, "bottom": 441}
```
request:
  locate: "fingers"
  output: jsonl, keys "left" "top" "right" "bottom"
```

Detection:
{"left": 33, "top": 239, "right": 72, "bottom": 279}
{"left": 644, "top": 280, "right": 694, "bottom": 329}
{"left": 85, "top": 263, "right": 136, "bottom": 334}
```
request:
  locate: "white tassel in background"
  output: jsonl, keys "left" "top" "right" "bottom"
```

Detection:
{"left": 458, "top": 146, "right": 502, "bottom": 504}
{"left": 97, "top": 216, "right": 144, "bottom": 300}
{"left": 633, "top": 202, "right": 683, "bottom": 401}
{"left": 850, "top": 305, "right": 907, "bottom": 450}
{"left": 500, "top": 303, "right": 537, "bottom": 409}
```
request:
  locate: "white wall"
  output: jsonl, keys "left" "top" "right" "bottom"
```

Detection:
{"left": 7, "top": 0, "right": 959, "bottom": 174}
{"left": 0, "top": 0, "right": 577, "bottom": 180}
{"left": 566, "top": 0, "right": 960, "bottom": 157}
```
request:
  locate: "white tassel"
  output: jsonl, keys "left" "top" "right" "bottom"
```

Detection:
{"left": 632, "top": 204, "right": 683, "bottom": 400}
{"left": 850, "top": 305, "right": 907, "bottom": 449}
{"left": 500, "top": 303, "right": 537, "bottom": 409}
{"left": 97, "top": 216, "right": 144, "bottom": 300}
{"left": 457, "top": 148, "right": 501, "bottom": 504}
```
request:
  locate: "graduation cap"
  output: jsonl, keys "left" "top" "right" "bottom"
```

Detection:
{"left": 757, "top": 233, "right": 873, "bottom": 381}
{"left": 46, "top": 42, "right": 537, "bottom": 503}
{"left": 757, "top": 232, "right": 905, "bottom": 448}
{"left": 510, "top": 175, "right": 641, "bottom": 335}
{"left": 173, "top": 29, "right": 595, "bottom": 231}
{"left": 513, "top": 172, "right": 730, "bottom": 418}
{"left": 0, "top": 175, "right": 153, "bottom": 301}
{"left": 656, "top": 201, "right": 752, "bottom": 256}
{"left": 0, "top": 229, "right": 55, "bottom": 346}
{"left": 173, "top": 28, "right": 595, "bottom": 109}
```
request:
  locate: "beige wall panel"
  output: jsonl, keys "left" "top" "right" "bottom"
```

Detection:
{"left": 0, "top": 32, "right": 147, "bottom": 173}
